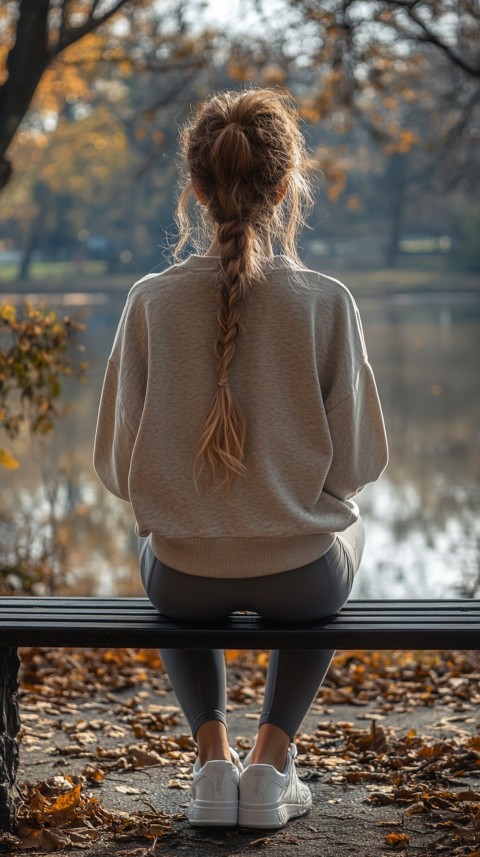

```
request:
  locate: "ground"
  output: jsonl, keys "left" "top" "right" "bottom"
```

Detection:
{"left": 1, "top": 648, "right": 479, "bottom": 857}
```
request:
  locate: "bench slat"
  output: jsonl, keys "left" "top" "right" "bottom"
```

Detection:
{"left": 1, "top": 598, "right": 473, "bottom": 609}
{"left": 2, "top": 615, "right": 479, "bottom": 627}
{"left": 0, "top": 597, "right": 479, "bottom": 650}
{"left": 0, "top": 627, "right": 478, "bottom": 649}
{"left": 2, "top": 602, "right": 478, "bottom": 613}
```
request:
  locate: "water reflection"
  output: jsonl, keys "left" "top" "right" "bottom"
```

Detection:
{"left": 1, "top": 288, "right": 479, "bottom": 597}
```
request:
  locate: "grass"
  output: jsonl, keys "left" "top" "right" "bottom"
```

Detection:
{"left": 0, "top": 260, "right": 107, "bottom": 280}
{"left": 0, "top": 260, "right": 134, "bottom": 292}
{"left": 0, "top": 258, "right": 478, "bottom": 293}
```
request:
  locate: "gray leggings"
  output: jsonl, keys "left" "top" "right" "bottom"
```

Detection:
{"left": 140, "top": 517, "right": 364, "bottom": 741}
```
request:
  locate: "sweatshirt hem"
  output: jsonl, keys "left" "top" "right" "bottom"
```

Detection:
{"left": 149, "top": 533, "right": 337, "bottom": 578}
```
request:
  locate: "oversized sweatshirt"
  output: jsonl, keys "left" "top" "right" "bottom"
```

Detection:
{"left": 93, "top": 254, "right": 388, "bottom": 578}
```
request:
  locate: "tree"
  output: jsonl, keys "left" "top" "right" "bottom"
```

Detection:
{"left": 0, "top": 0, "right": 217, "bottom": 276}
{"left": 0, "top": 0, "right": 215, "bottom": 195}
{"left": 0, "top": 0, "right": 134, "bottom": 193}
{"left": 0, "top": 103, "right": 132, "bottom": 277}
{"left": 244, "top": 0, "right": 479, "bottom": 264}
{"left": 0, "top": 301, "right": 87, "bottom": 469}
{"left": 284, "top": 1, "right": 480, "bottom": 181}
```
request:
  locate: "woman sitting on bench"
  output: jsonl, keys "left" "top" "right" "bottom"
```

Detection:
{"left": 93, "top": 87, "right": 388, "bottom": 831}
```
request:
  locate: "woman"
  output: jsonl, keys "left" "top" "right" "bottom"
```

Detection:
{"left": 94, "top": 87, "right": 388, "bottom": 830}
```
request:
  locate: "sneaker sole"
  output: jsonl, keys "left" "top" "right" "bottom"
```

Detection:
{"left": 238, "top": 795, "right": 312, "bottom": 829}
{"left": 188, "top": 799, "right": 238, "bottom": 827}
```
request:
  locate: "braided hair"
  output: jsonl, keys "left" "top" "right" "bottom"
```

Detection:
{"left": 175, "top": 88, "right": 313, "bottom": 499}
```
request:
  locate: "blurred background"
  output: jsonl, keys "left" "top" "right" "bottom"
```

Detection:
{"left": 0, "top": 0, "right": 479, "bottom": 599}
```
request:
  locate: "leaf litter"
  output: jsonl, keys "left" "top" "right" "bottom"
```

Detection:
{"left": 295, "top": 718, "right": 480, "bottom": 853}
{"left": 7, "top": 646, "right": 480, "bottom": 854}
{"left": 0, "top": 773, "right": 179, "bottom": 853}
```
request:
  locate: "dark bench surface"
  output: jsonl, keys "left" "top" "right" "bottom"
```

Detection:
{"left": 0, "top": 597, "right": 479, "bottom": 649}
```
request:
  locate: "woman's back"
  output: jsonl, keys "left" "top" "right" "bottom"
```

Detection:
{"left": 94, "top": 252, "right": 387, "bottom": 576}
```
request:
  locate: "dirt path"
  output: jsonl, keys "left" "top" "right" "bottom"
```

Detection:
{"left": 5, "top": 650, "right": 479, "bottom": 857}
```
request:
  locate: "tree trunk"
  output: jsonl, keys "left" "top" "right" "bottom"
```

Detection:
{"left": 0, "top": 0, "right": 50, "bottom": 194}
{"left": 17, "top": 180, "right": 49, "bottom": 281}
{"left": 18, "top": 229, "right": 39, "bottom": 281}
{"left": 0, "top": 647, "right": 20, "bottom": 833}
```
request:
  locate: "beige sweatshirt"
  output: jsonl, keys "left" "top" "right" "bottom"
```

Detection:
{"left": 93, "top": 255, "right": 388, "bottom": 577}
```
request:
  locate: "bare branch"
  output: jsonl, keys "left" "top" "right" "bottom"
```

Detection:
{"left": 389, "top": 0, "right": 480, "bottom": 78}
{"left": 60, "top": 0, "right": 73, "bottom": 38}
{"left": 53, "top": 0, "right": 132, "bottom": 56}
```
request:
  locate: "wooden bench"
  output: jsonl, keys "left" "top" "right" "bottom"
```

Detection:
{"left": 1, "top": 595, "right": 479, "bottom": 832}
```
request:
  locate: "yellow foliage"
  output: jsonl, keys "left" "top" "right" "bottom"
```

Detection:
{"left": 0, "top": 448, "right": 20, "bottom": 469}
{"left": 56, "top": 526, "right": 69, "bottom": 547}
{"left": 398, "top": 129, "right": 418, "bottom": 153}
{"left": 33, "top": 31, "right": 114, "bottom": 114}
{"left": 383, "top": 97, "right": 398, "bottom": 110}
{"left": 385, "top": 128, "right": 419, "bottom": 155}
{"left": 262, "top": 65, "right": 286, "bottom": 86}
{"left": 327, "top": 185, "right": 340, "bottom": 201}
{"left": 347, "top": 195, "right": 361, "bottom": 210}
{"left": 1, "top": 304, "right": 16, "bottom": 321}
{"left": 0, "top": 46, "right": 9, "bottom": 86}
{"left": 2, "top": 104, "right": 130, "bottom": 219}
{"left": 0, "top": 5, "right": 16, "bottom": 84}
{"left": 300, "top": 102, "right": 322, "bottom": 122}
{"left": 228, "top": 61, "right": 255, "bottom": 82}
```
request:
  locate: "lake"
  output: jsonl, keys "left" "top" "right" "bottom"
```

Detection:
{"left": 1, "top": 283, "right": 479, "bottom": 599}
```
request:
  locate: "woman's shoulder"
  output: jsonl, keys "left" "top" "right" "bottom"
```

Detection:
{"left": 126, "top": 262, "right": 190, "bottom": 303}
{"left": 298, "top": 264, "right": 355, "bottom": 299}
{"left": 272, "top": 258, "right": 358, "bottom": 309}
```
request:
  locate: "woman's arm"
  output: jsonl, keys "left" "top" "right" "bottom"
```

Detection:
{"left": 93, "top": 359, "right": 135, "bottom": 501}
{"left": 324, "top": 360, "right": 388, "bottom": 501}
{"left": 93, "top": 289, "right": 148, "bottom": 501}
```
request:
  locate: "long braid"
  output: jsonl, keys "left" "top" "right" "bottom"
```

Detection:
{"left": 193, "top": 218, "right": 254, "bottom": 499}
{"left": 174, "top": 88, "right": 314, "bottom": 499}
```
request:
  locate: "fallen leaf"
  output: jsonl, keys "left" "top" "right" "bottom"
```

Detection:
{"left": 385, "top": 831, "right": 410, "bottom": 847}
{"left": 115, "top": 784, "right": 143, "bottom": 795}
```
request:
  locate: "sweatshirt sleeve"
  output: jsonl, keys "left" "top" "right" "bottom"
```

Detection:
{"left": 93, "top": 290, "right": 148, "bottom": 501}
{"left": 323, "top": 360, "right": 388, "bottom": 501}
{"left": 93, "top": 359, "right": 134, "bottom": 501}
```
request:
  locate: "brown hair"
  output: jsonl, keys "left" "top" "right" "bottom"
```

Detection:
{"left": 174, "top": 88, "right": 313, "bottom": 500}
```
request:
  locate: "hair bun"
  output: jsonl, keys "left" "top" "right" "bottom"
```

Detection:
{"left": 229, "top": 122, "right": 247, "bottom": 133}
{"left": 211, "top": 123, "right": 253, "bottom": 180}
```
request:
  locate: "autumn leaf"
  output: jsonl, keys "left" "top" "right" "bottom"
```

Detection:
{"left": 225, "top": 649, "right": 244, "bottom": 661}
{"left": 0, "top": 447, "right": 20, "bottom": 468}
{"left": 82, "top": 765, "right": 104, "bottom": 784}
{"left": 1, "top": 304, "right": 16, "bottom": 321}
{"left": 385, "top": 831, "right": 410, "bottom": 847}
{"left": 18, "top": 825, "right": 74, "bottom": 851}
{"left": 43, "top": 783, "right": 83, "bottom": 818}
{"left": 129, "top": 746, "right": 166, "bottom": 768}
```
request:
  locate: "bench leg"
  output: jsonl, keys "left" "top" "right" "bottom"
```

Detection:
{"left": 0, "top": 647, "right": 20, "bottom": 832}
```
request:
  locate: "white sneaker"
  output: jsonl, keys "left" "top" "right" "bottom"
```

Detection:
{"left": 188, "top": 747, "right": 243, "bottom": 827}
{"left": 238, "top": 743, "right": 312, "bottom": 829}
